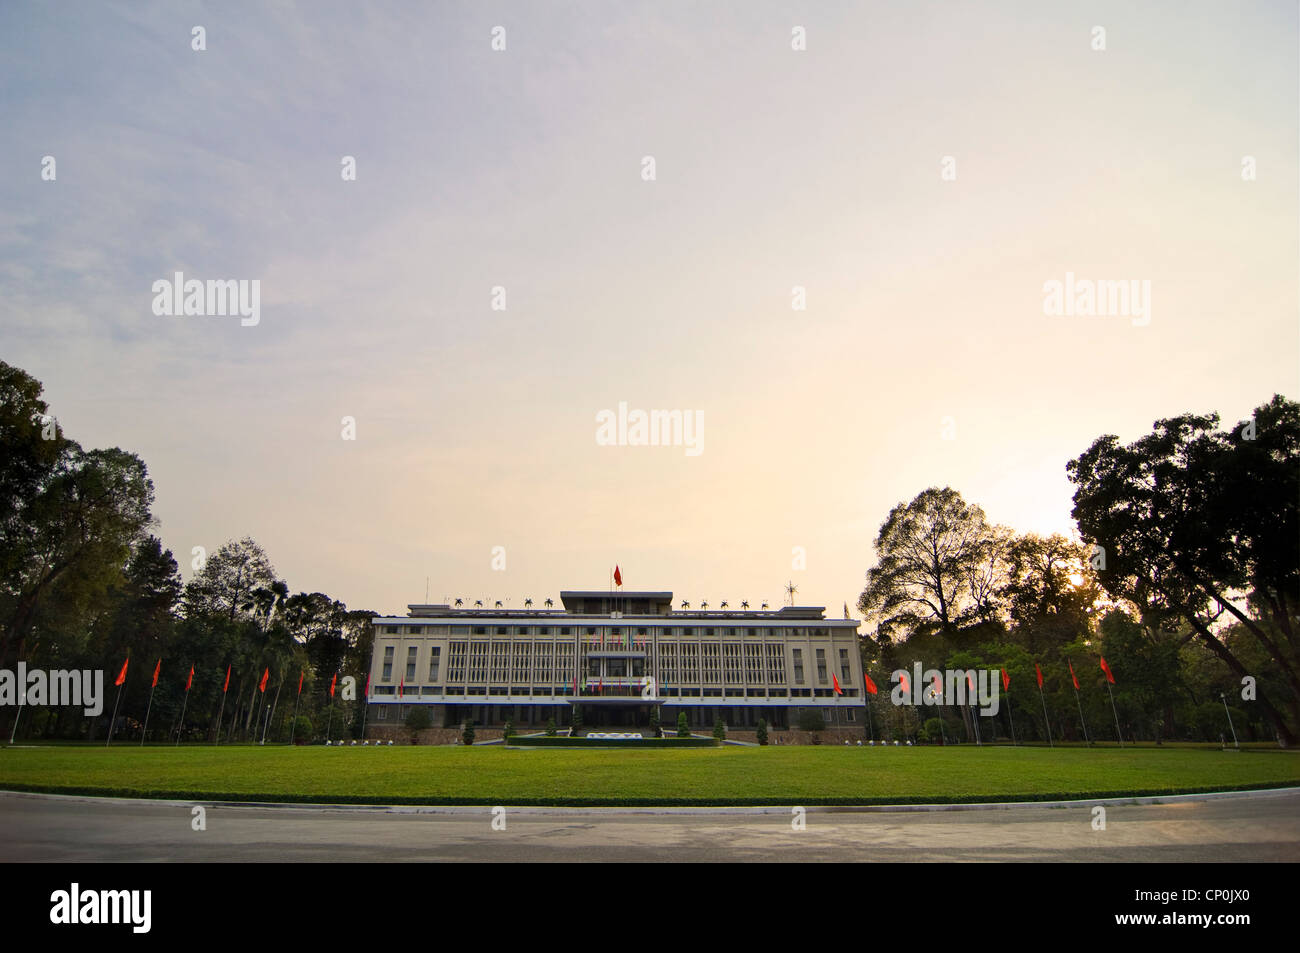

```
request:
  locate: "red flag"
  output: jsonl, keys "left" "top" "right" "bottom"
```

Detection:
{"left": 1035, "top": 662, "right": 1043, "bottom": 689}
{"left": 363, "top": 673, "right": 370, "bottom": 697}
{"left": 1099, "top": 656, "right": 1115, "bottom": 685}
{"left": 223, "top": 664, "right": 231, "bottom": 693}
{"left": 966, "top": 672, "right": 975, "bottom": 692}
{"left": 185, "top": 665, "right": 194, "bottom": 692}
{"left": 832, "top": 673, "right": 842, "bottom": 696}
{"left": 398, "top": 678, "right": 404, "bottom": 699}
{"left": 297, "top": 671, "right": 304, "bottom": 695}
{"left": 114, "top": 657, "right": 129, "bottom": 686}
{"left": 1068, "top": 660, "right": 1080, "bottom": 691}
{"left": 259, "top": 667, "right": 269, "bottom": 693}
{"left": 899, "top": 672, "right": 910, "bottom": 694}
{"left": 863, "top": 673, "right": 878, "bottom": 695}
{"left": 1001, "top": 668, "right": 1010, "bottom": 691}
{"left": 329, "top": 672, "right": 337, "bottom": 698}
{"left": 572, "top": 675, "right": 578, "bottom": 695}
{"left": 151, "top": 658, "right": 161, "bottom": 688}
{"left": 614, "top": 565, "right": 622, "bottom": 587}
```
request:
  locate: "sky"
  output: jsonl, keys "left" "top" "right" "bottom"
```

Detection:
{"left": 2, "top": 1, "right": 1297, "bottom": 617}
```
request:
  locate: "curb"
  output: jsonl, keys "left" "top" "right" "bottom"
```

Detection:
{"left": 2, "top": 785, "right": 1297, "bottom": 816}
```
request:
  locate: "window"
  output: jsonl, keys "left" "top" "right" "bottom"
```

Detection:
{"left": 839, "top": 648, "right": 851, "bottom": 682}
{"left": 448, "top": 641, "right": 468, "bottom": 681}
{"left": 681, "top": 643, "right": 700, "bottom": 682}
{"left": 744, "top": 643, "right": 763, "bottom": 684}
{"left": 766, "top": 644, "right": 786, "bottom": 686}
{"left": 702, "top": 643, "right": 721, "bottom": 684}
{"left": 469, "top": 641, "right": 489, "bottom": 681}
{"left": 723, "top": 643, "right": 743, "bottom": 683}
{"left": 376, "top": 706, "right": 387, "bottom": 720}
{"left": 385, "top": 625, "right": 398, "bottom": 634}
{"left": 792, "top": 649, "right": 805, "bottom": 684}
{"left": 845, "top": 708, "right": 855, "bottom": 722}
{"left": 427, "top": 647, "right": 441, "bottom": 682}
{"left": 511, "top": 641, "right": 531, "bottom": 684}
{"left": 816, "top": 648, "right": 828, "bottom": 684}
{"left": 406, "top": 646, "right": 417, "bottom": 681}
{"left": 382, "top": 646, "right": 394, "bottom": 681}
{"left": 490, "top": 642, "right": 509, "bottom": 682}
{"left": 533, "top": 642, "right": 552, "bottom": 683}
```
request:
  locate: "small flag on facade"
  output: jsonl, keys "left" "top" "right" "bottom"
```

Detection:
{"left": 832, "top": 673, "right": 842, "bottom": 695}
{"left": 863, "top": 673, "right": 878, "bottom": 695}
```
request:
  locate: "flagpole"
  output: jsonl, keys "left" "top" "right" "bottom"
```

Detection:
{"left": 1105, "top": 679, "right": 1123, "bottom": 747}
{"left": 1216, "top": 696, "right": 1237, "bottom": 748}
{"left": 105, "top": 679, "right": 125, "bottom": 747}
{"left": 288, "top": 673, "right": 303, "bottom": 745}
{"left": 7, "top": 691, "right": 22, "bottom": 745}
{"left": 215, "top": 674, "right": 227, "bottom": 744}
{"left": 1070, "top": 675, "right": 1090, "bottom": 745}
{"left": 1005, "top": 690, "right": 1017, "bottom": 745}
{"left": 175, "top": 677, "right": 190, "bottom": 746}
{"left": 360, "top": 671, "right": 371, "bottom": 742}
{"left": 1036, "top": 677, "right": 1053, "bottom": 748}
{"left": 140, "top": 683, "right": 156, "bottom": 745}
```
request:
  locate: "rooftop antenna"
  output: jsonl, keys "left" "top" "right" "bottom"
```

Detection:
{"left": 784, "top": 581, "right": 797, "bottom": 606}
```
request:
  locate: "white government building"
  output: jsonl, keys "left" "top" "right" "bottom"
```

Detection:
{"left": 366, "top": 589, "right": 867, "bottom": 731}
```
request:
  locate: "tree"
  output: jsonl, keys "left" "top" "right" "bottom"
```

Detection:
{"left": 649, "top": 707, "right": 662, "bottom": 738}
{"left": 857, "top": 487, "right": 995, "bottom": 641}
{"left": 755, "top": 717, "right": 768, "bottom": 745}
{"left": 503, "top": 719, "right": 514, "bottom": 742}
{"left": 712, "top": 716, "right": 726, "bottom": 743}
{"left": 461, "top": 720, "right": 475, "bottom": 746}
{"left": 1067, "top": 397, "right": 1300, "bottom": 745}
{"left": 798, "top": 709, "right": 826, "bottom": 732}
{"left": 405, "top": 705, "right": 432, "bottom": 743}
{"left": 545, "top": 717, "right": 557, "bottom": 737}
{"left": 676, "top": 712, "right": 690, "bottom": 737}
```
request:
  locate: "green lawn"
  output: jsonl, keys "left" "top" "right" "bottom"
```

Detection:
{"left": 0, "top": 744, "right": 1296, "bottom": 806}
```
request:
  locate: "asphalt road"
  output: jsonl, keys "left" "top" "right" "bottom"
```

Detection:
{"left": 1, "top": 790, "right": 1297, "bottom": 862}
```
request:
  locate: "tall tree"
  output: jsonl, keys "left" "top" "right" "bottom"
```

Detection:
{"left": 1067, "top": 396, "right": 1300, "bottom": 745}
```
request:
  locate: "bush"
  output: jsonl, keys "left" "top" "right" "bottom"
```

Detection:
{"left": 797, "top": 709, "right": 826, "bottom": 733}
{"left": 677, "top": 712, "right": 690, "bottom": 737}
{"left": 461, "top": 720, "right": 475, "bottom": 746}
{"left": 649, "top": 707, "right": 662, "bottom": 738}
{"left": 545, "top": 718, "right": 557, "bottom": 737}
{"left": 713, "top": 717, "right": 726, "bottom": 743}
{"left": 405, "top": 706, "right": 432, "bottom": 730}
{"left": 286, "top": 714, "right": 313, "bottom": 743}
{"left": 756, "top": 718, "right": 768, "bottom": 745}
{"left": 571, "top": 705, "right": 584, "bottom": 733}
{"left": 503, "top": 719, "right": 514, "bottom": 742}
{"left": 923, "top": 717, "right": 944, "bottom": 743}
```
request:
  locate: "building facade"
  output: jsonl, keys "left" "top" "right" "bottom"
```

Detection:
{"left": 367, "top": 589, "right": 866, "bottom": 730}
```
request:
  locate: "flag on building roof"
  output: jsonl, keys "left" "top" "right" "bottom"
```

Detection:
{"left": 614, "top": 565, "right": 622, "bottom": 587}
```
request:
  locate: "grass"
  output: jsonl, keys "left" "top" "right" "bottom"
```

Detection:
{"left": 1, "top": 744, "right": 1297, "bottom": 806}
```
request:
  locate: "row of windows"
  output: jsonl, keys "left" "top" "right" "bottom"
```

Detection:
{"left": 382, "top": 624, "right": 839, "bottom": 639}
{"left": 388, "top": 640, "right": 835, "bottom": 687}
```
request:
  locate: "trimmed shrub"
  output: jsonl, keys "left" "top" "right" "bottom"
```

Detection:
{"left": 755, "top": 718, "right": 768, "bottom": 746}
{"left": 713, "top": 717, "right": 727, "bottom": 743}
{"left": 461, "top": 720, "right": 475, "bottom": 746}
{"left": 677, "top": 712, "right": 690, "bottom": 738}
